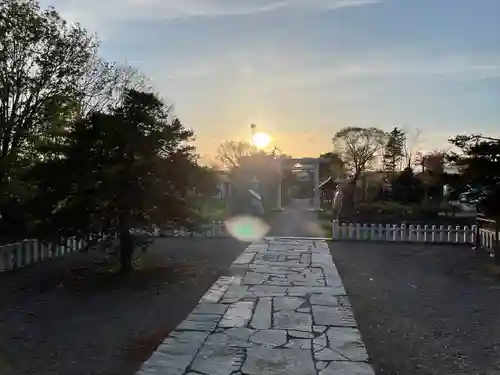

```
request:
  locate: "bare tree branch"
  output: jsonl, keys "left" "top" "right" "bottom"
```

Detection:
{"left": 333, "top": 126, "right": 388, "bottom": 183}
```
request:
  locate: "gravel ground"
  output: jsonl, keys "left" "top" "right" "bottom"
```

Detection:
{"left": 329, "top": 242, "right": 500, "bottom": 375}
{"left": 0, "top": 237, "right": 246, "bottom": 375}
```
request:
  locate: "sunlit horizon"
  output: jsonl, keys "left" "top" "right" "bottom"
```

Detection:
{"left": 42, "top": 0, "right": 500, "bottom": 162}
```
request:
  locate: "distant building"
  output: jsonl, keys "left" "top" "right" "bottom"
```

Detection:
{"left": 214, "top": 170, "right": 232, "bottom": 199}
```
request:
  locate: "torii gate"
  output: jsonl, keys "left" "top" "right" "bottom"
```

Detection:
{"left": 278, "top": 157, "right": 322, "bottom": 209}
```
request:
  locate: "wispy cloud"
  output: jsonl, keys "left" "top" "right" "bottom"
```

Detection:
{"left": 158, "top": 51, "right": 500, "bottom": 91}
{"left": 42, "top": 0, "right": 383, "bottom": 33}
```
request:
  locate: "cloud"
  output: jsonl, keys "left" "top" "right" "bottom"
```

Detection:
{"left": 41, "top": 0, "right": 383, "bottom": 35}
{"left": 158, "top": 51, "right": 500, "bottom": 92}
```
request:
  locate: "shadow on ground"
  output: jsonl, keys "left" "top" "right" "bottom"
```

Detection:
{"left": 329, "top": 242, "right": 500, "bottom": 375}
{"left": 0, "top": 238, "right": 247, "bottom": 375}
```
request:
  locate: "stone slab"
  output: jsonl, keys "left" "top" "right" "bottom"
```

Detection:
{"left": 136, "top": 239, "right": 374, "bottom": 375}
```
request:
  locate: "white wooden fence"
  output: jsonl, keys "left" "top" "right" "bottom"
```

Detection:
{"left": 332, "top": 220, "right": 498, "bottom": 252}
{"left": 0, "top": 222, "right": 229, "bottom": 274}
{"left": 0, "top": 237, "right": 87, "bottom": 273}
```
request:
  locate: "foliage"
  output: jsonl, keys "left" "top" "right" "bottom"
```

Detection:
{"left": 319, "top": 152, "right": 345, "bottom": 181}
{"left": 191, "top": 166, "right": 220, "bottom": 197}
{"left": 448, "top": 134, "right": 500, "bottom": 216}
{"left": 0, "top": 0, "right": 99, "bottom": 182}
{"left": 383, "top": 127, "right": 406, "bottom": 174}
{"left": 25, "top": 90, "right": 201, "bottom": 273}
{"left": 333, "top": 127, "right": 387, "bottom": 183}
{"left": 216, "top": 140, "right": 255, "bottom": 170}
{"left": 390, "top": 167, "right": 424, "bottom": 203}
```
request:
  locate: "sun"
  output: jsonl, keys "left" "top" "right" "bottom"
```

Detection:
{"left": 251, "top": 132, "right": 272, "bottom": 149}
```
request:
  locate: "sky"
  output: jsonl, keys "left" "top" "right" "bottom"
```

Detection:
{"left": 41, "top": 0, "right": 500, "bottom": 162}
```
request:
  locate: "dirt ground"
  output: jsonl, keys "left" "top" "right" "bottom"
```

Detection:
{"left": 0, "top": 237, "right": 246, "bottom": 375}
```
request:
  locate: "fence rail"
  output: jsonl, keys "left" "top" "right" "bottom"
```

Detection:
{"left": 332, "top": 220, "right": 498, "bottom": 253}
{"left": 0, "top": 222, "right": 229, "bottom": 274}
{"left": 0, "top": 237, "right": 87, "bottom": 273}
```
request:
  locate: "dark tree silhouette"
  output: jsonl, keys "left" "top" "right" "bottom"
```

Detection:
{"left": 26, "top": 90, "right": 202, "bottom": 274}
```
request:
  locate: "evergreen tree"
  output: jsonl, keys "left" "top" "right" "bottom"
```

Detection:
{"left": 26, "top": 90, "right": 202, "bottom": 274}
{"left": 383, "top": 127, "right": 406, "bottom": 174}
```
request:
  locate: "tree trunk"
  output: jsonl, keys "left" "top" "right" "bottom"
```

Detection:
{"left": 119, "top": 228, "right": 134, "bottom": 275}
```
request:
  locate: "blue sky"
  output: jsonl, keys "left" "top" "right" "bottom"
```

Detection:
{"left": 43, "top": 0, "right": 500, "bottom": 161}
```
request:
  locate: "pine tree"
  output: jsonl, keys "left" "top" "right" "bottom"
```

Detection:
{"left": 383, "top": 127, "right": 406, "bottom": 174}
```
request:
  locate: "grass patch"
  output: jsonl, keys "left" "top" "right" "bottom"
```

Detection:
{"left": 190, "top": 197, "right": 228, "bottom": 221}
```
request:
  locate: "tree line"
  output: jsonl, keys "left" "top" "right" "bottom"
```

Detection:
{"left": 0, "top": 0, "right": 215, "bottom": 273}
{"left": 318, "top": 126, "right": 499, "bottom": 216}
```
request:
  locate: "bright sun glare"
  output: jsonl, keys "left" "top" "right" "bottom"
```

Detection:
{"left": 251, "top": 132, "right": 272, "bottom": 149}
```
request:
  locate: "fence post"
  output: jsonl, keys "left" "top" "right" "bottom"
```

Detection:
{"left": 474, "top": 220, "right": 481, "bottom": 251}
{"left": 377, "top": 224, "right": 384, "bottom": 241}
{"left": 332, "top": 220, "right": 339, "bottom": 240}
{"left": 408, "top": 225, "right": 414, "bottom": 241}
{"left": 349, "top": 224, "right": 356, "bottom": 240}
{"left": 423, "top": 225, "right": 428, "bottom": 242}
{"left": 416, "top": 225, "right": 422, "bottom": 242}
{"left": 369, "top": 224, "right": 375, "bottom": 241}
{"left": 385, "top": 224, "right": 391, "bottom": 241}
{"left": 439, "top": 225, "right": 445, "bottom": 242}
{"left": 341, "top": 223, "right": 348, "bottom": 239}
{"left": 494, "top": 219, "right": 500, "bottom": 262}
{"left": 355, "top": 224, "right": 361, "bottom": 240}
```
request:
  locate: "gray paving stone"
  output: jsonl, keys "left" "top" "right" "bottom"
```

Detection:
{"left": 202, "top": 276, "right": 238, "bottom": 303}
{"left": 243, "top": 271, "right": 268, "bottom": 285}
{"left": 250, "top": 329, "right": 287, "bottom": 347}
{"left": 193, "top": 303, "right": 228, "bottom": 315}
{"left": 313, "top": 325, "right": 327, "bottom": 333}
{"left": 138, "top": 352, "right": 194, "bottom": 375}
{"left": 190, "top": 338, "right": 246, "bottom": 375}
{"left": 221, "top": 285, "right": 249, "bottom": 303}
{"left": 274, "top": 310, "right": 312, "bottom": 332}
{"left": 311, "top": 253, "right": 332, "bottom": 264}
{"left": 159, "top": 331, "right": 210, "bottom": 354}
{"left": 319, "top": 362, "right": 376, "bottom": 375}
{"left": 316, "top": 361, "right": 328, "bottom": 371}
{"left": 310, "top": 294, "right": 344, "bottom": 306}
{"left": 287, "top": 286, "right": 346, "bottom": 297}
{"left": 296, "top": 307, "right": 310, "bottom": 313}
{"left": 242, "top": 348, "right": 316, "bottom": 375}
{"left": 299, "top": 253, "right": 311, "bottom": 264}
{"left": 250, "top": 298, "right": 272, "bottom": 329}
{"left": 138, "top": 331, "right": 209, "bottom": 374}
{"left": 176, "top": 318, "right": 217, "bottom": 332}
{"left": 233, "top": 252, "right": 256, "bottom": 265}
{"left": 219, "top": 301, "right": 255, "bottom": 328}
{"left": 315, "top": 347, "right": 346, "bottom": 361}
{"left": 274, "top": 297, "right": 304, "bottom": 311}
{"left": 224, "top": 327, "right": 255, "bottom": 341}
{"left": 288, "top": 330, "right": 314, "bottom": 338}
{"left": 285, "top": 338, "right": 312, "bottom": 349}
{"left": 312, "top": 305, "right": 357, "bottom": 327}
{"left": 313, "top": 333, "right": 328, "bottom": 350}
{"left": 248, "top": 285, "right": 288, "bottom": 297}
{"left": 136, "top": 239, "right": 374, "bottom": 375}
{"left": 325, "top": 327, "right": 369, "bottom": 361}
{"left": 188, "top": 313, "right": 221, "bottom": 322}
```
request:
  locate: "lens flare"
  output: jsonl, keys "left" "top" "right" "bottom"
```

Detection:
{"left": 224, "top": 215, "right": 270, "bottom": 242}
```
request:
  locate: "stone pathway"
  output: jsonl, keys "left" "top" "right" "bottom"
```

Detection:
{"left": 136, "top": 238, "right": 374, "bottom": 375}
